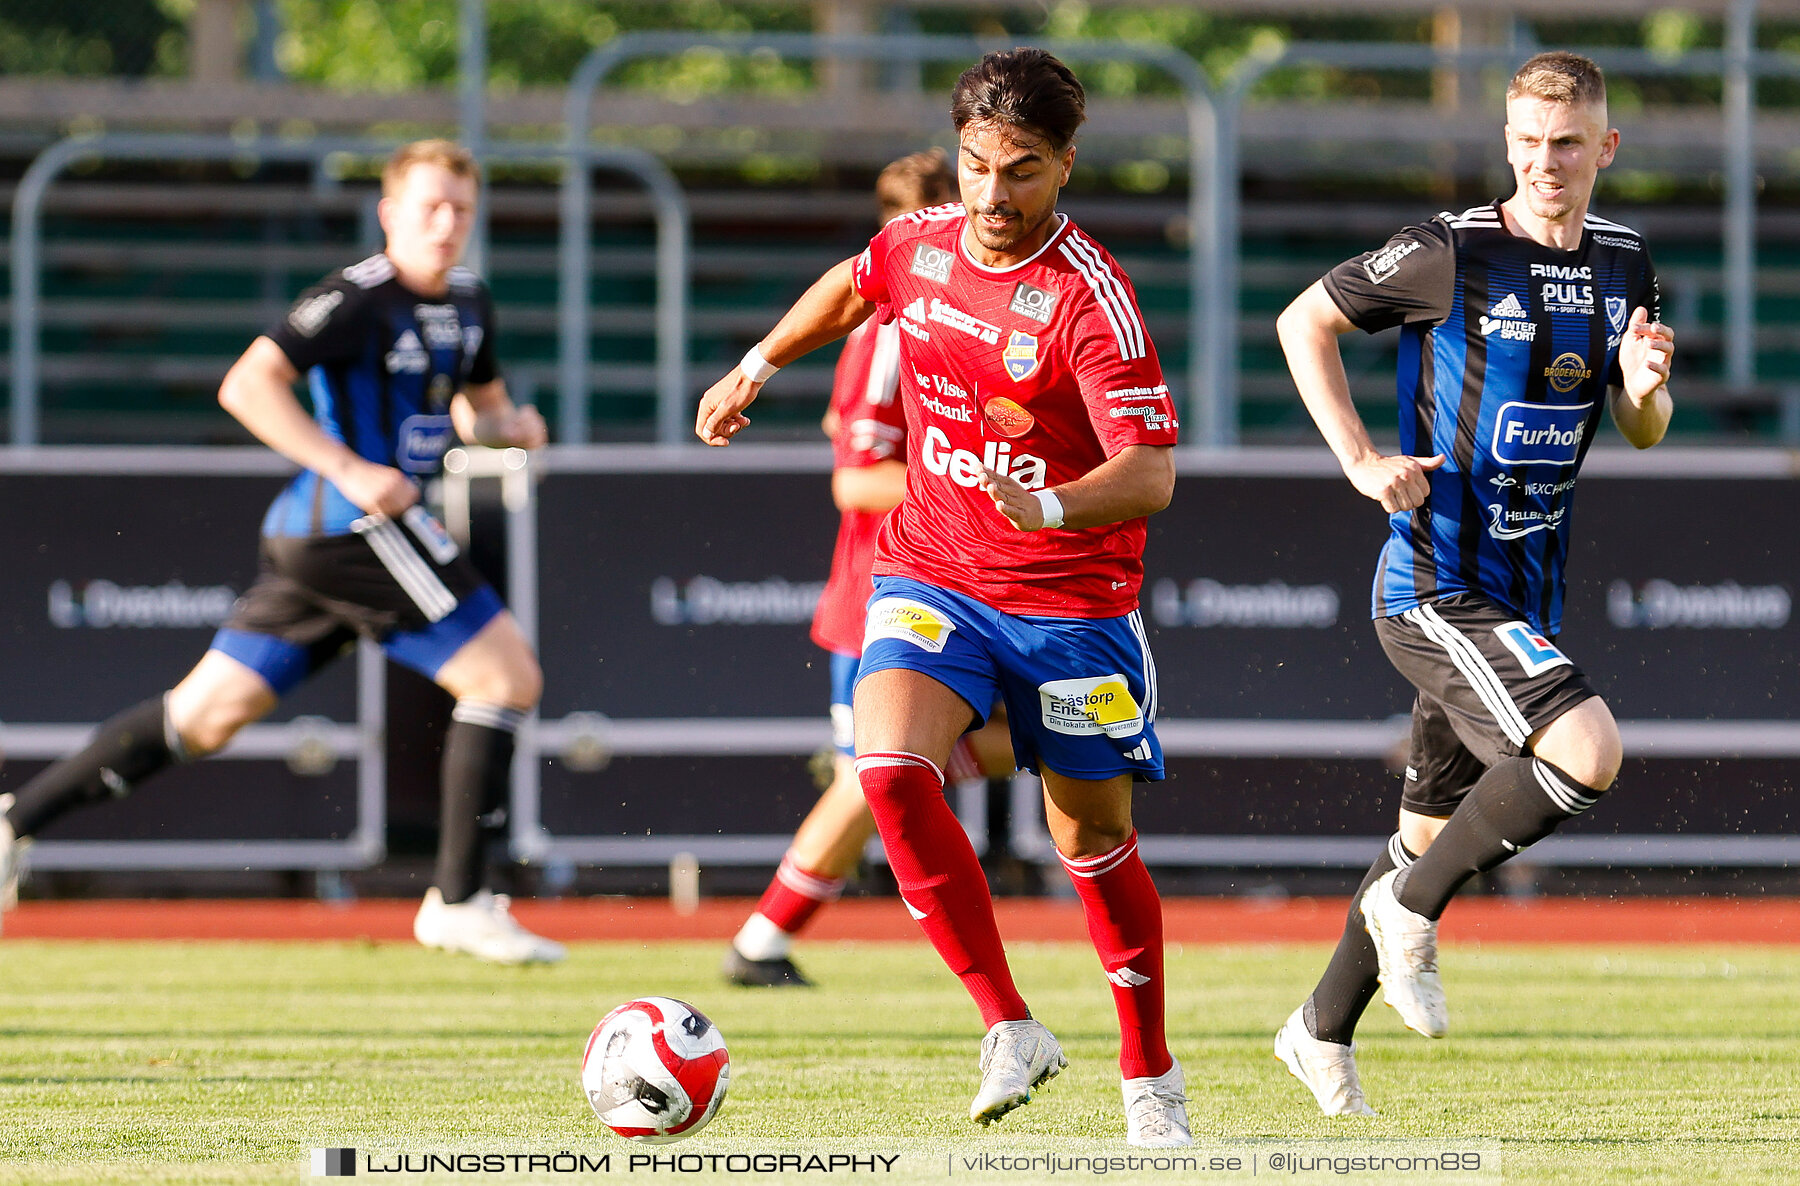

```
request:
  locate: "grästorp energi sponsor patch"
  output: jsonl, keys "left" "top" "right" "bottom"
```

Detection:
{"left": 864, "top": 598, "right": 956, "bottom": 653}
{"left": 1038, "top": 674, "right": 1143, "bottom": 738}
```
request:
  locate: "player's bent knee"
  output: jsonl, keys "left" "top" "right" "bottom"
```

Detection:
{"left": 1532, "top": 699, "right": 1622, "bottom": 791}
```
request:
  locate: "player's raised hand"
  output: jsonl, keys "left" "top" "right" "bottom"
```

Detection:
{"left": 1346, "top": 452, "right": 1444, "bottom": 514}
{"left": 1618, "top": 306, "right": 1675, "bottom": 406}
{"left": 336, "top": 456, "right": 420, "bottom": 517}
{"left": 696, "top": 370, "right": 760, "bottom": 446}
{"left": 978, "top": 465, "right": 1045, "bottom": 530}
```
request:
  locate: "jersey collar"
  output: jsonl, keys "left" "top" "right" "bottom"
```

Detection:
{"left": 957, "top": 212, "right": 1070, "bottom": 275}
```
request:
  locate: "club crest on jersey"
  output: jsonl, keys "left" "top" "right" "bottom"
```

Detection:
{"left": 1605, "top": 296, "right": 1627, "bottom": 333}
{"left": 1010, "top": 281, "right": 1056, "bottom": 323}
{"left": 1002, "top": 330, "right": 1040, "bottom": 382}
{"left": 910, "top": 244, "right": 954, "bottom": 284}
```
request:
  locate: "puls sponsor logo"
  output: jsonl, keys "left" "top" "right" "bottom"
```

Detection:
{"left": 650, "top": 576, "right": 824, "bottom": 625}
{"left": 1149, "top": 578, "right": 1339, "bottom": 628}
{"left": 920, "top": 426, "right": 1046, "bottom": 489}
{"left": 414, "top": 304, "right": 463, "bottom": 349}
{"left": 48, "top": 579, "right": 237, "bottom": 629}
{"left": 1607, "top": 580, "right": 1792, "bottom": 629}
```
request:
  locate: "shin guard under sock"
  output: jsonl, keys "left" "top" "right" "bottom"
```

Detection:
{"left": 1396, "top": 756, "right": 1603, "bottom": 919}
{"left": 5, "top": 696, "right": 181, "bottom": 838}
{"left": 1059, "top": 832, "right": 1171, "bottom": 1079}
{"left": 434, "top": 702, "right": 524, "bottom": 905}
{"left": 856, "top": 751, "right": 1028, "bottom": 1027}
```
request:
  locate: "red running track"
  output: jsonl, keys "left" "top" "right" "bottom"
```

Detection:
{"left": 4, "top": 896, "right": 1796, "bottom": 943}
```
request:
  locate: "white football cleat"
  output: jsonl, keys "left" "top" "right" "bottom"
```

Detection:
{"left": 413, "top": 888, "right": 566, "bottom": 965}
{"left": 0, "top": 793, "right": 28, "bottom": 935}
{"left": 1274, "top": 1006, "right": 1377, "bottom": 1117}
{"left": 1123, "top": 1058, "right": 1192, "bottom": 1147}
{"left": 1360, "top": 870, "right": 1448, "bottom": 1038}
{"left": 970, "top": 1019, "right": 1066, "bottom": 1125}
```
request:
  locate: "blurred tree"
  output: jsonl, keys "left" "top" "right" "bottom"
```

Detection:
{"left": 0, "top": 0, "right": 183, "bottom": 76}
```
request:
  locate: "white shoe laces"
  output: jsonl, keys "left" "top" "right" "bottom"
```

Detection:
{"left": 1126, "top": 1080, "right": 1189, "bottom": 1137}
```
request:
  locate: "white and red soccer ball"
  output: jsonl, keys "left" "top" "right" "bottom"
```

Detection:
{"left": 581, "top": 997, "right": 730, "bottom": 1143}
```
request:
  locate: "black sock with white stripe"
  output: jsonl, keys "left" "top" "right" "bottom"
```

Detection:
{"left": 434, "top": 701, "right": 525, "bottom": 905}
{"left": 1394, "top": 756, "right": 1603, "bottom": 920}
{"left": 1306, "top": 832, "right": 1417, "bottom": 1044}
{"left": 5, "top": 696, "right": 184, "bottom": 838}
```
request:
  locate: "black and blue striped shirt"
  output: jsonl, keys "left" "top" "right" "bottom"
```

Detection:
{"left": 1324, "top": 202, "right": 1660, "bottom": 635}
{"left": 261, "top": 254, "right": 498, "bottom": 537}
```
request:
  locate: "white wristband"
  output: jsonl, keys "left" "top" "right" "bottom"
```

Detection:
{"left": 739, "top": 344, "right": 781, "bottom": 384}
{"left": 1034, "top": 489, "right": 1065, "bottom": 530}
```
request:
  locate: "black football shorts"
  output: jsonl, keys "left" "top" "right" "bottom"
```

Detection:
{"left": 1374, "top": 592, "right": 1598, "bottom": 816}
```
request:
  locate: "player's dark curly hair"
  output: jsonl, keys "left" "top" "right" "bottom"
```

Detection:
{"left": 950, "top": 48, "right": 1087, "bottom": 152}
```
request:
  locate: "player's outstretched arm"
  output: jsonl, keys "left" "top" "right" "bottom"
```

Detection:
{"left": 980, "top": 444, "right": 1174, "bottom": 532}
{"left": 452, "top": 379, "right": 548, "bottom": 449}
{"left": 1610, "top": 306, "right": 1674, "bottom": 449}
{"left": 1278, "top": 280, "right": 1444, "bottom": 513}
{"left": 696, "top": 258, "right": 876, "bottom": 446}
{"left": 219, "top": 336, "right": 419, "bottom": 516}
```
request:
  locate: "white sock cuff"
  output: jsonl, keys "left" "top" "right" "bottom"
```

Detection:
{"left": 452, "top": 700, "right": 527, "bottom": 734}
{"left": 1059, "top": 832, "right": 1139, "bottom": 879}
{"left": 1532, "top": 758, "right": 1600, "bottom": 816}
{"left": 160, "top": 693, "right": 191, "bottom": 763}
{"left": 852, "top": 751, "right": 944, "bottom": 785}
{"left": 776, "top": 853, "right": 847, "bottom": 903}
{"left": 1386, "top": 832, "right": 1417, "bottom": 868}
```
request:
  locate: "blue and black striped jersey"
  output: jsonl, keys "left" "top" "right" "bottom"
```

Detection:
{"left": 1324, "top": 201, "right": 1660, "bottom": 635}
{"left": 260, "top": 254, "right": 499, "bottom": 537}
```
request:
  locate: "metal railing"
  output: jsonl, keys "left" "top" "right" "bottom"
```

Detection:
{"left": 9, "top": 133, "right": 689, "bottom": 448}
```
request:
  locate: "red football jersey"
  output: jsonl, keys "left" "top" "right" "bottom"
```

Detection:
{"left": 810, "top": 314, "right": 906, "bottom": 656}
{"left": 851, "top": 204, "right": 1178, "bottom": 617}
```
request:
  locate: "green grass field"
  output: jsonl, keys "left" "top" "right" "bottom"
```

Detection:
{"left": 1, "top": 938, "right": 1795, "bottom": 1184}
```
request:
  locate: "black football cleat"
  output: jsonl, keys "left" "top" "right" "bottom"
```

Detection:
{"left": 722, "top": 948, "right": 814, "bottom": 987}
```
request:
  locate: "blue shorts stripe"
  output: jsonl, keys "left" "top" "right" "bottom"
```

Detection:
{"left": 382, "top": 584, "right": 506, "bottom": 680}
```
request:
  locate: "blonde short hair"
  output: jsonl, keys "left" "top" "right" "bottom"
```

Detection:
{"left": 875, "top": 148, "right": 955, "bottom": 223}
{"left": 1507, "top": 52, "right": 1607, "bottom": 109}
{"left": 382, "top": 139, "right": 481, "bottom": 197}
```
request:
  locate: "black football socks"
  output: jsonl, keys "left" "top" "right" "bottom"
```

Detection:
{"left": 433, "top": 702, "right": 526, "bottom": 905}
{"left": 4, "top": 696, "right": 182, "bottom": 838}
{"left": 1394, "top": 755, "right": 1604, "bottom": 920}
{"left": 1306, "top": 832, "right": 1418, "bottom": 1044}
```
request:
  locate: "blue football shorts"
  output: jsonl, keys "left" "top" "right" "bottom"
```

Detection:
{"left": 855, "top": 575, "right": 1163, "bottom": 781}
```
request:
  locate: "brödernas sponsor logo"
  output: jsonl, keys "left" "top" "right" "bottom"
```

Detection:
{"left": 1149, "top": 579, "right": 1340, "bottom": 628}
{"left": 1606, "top": 580, "right": 1792, "bottom": 629}
{"left": 650, "top": 576, "right": 824, "bottom": 625}
{"left": 48, "top": 579, "right": 238, "bottom": 629}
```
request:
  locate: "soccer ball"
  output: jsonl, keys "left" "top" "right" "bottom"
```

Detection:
{"left": 581, "top": 997, "right": 730, "bottom": 1143}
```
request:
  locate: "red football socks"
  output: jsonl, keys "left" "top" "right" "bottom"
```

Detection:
{"left": 753, "top": 852, "right": 847, "bottom": 935}
{"left": 855, "top": 751, "right": 1028, "bottom": 1027}
{"left": 1059, "top": 832, "right": 1171, "bottom": 1079}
